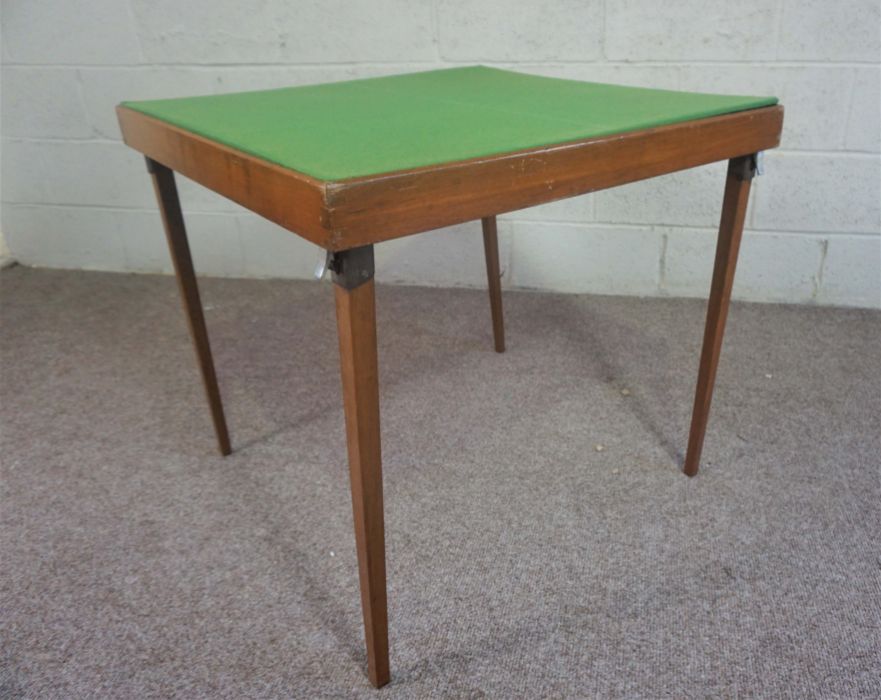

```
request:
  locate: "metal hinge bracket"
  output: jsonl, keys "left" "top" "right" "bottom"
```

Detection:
{"left": 753, "top": 151, "right": 765, "bottom": 176}
{"left": 315, "top": 245, "right": 375, "bottom": 290}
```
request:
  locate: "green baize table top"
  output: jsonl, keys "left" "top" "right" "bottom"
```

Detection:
{"left": 123, "top": 66, "right": 777, "bottom": 182}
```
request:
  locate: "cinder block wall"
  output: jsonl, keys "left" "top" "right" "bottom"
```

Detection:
{"left": 2, "top": 0, "right": 879, "bottom": 308}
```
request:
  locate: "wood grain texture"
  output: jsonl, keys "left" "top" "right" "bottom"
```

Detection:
{"left": 481, "top": 216, "right": 505, "bottom": 353}
{"left": 324, "top": 106, "right": 783, "bottom": 247}
{"left": 334, "top": 277, "right": 390, "bottom": 688}
{"left": 119, "top": 105, "right": 783, "bottom": 252}
{"left": 683, "top": 156, "right": 754, "bottom": 477}
{"left": 119, "top": 107, "right": 331, "bottom": 247}
{"left": 147, "top": 158, "right": 232, "bottom": 456}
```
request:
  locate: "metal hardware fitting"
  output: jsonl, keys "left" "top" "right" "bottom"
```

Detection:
{"left": 754, "top": 151, "right": 765, "bottom": 176}
{"left": 314, "top": 250, "right": 332, "bottom": 280}
{"left": 732, "top": 153, "right": 762, "bottom": 181}
{"left": 329, "top": 245, "right": 375, "bottom": 290}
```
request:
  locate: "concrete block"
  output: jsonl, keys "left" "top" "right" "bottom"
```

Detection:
{"left": 131, "top": 0, "right": 435, "bottom": 64}
{"left": 1, "top": 68, "right": 93, "bottom": 139}
{"left": 778, "top": 0, "right": 881, "bottom": 61}
{"left": 752, "top": 153, "right": 881, "bottom": 234}
{"left": 437, "top": 0, "right": 604, "bottom": 61}
{"left": 679, "top": 65, "right": 853, "bottom": 151}
{"left": 659, "top": 227, "right": 714, "bottom": 298}
{"left": 0, "top": 220, "right": 10, "bottom": 264}
{"left": 376, "top": 221, "right": 511, "bottom": 288}
{"left": 510, "top": 223, "right": 661, "bottom": 295}
{"left": 1, "top": 140, "right": 155, "bottom": 208}
{"left": 1, "top": 140, "right": 50, "bottom": 203}
{"left": 509, "top": 63, "right": 680, "bottom": 91}
{"left": 1, "top": 29, "right": 9, "bottom": 63}
{"left": 736, "top": 234, "right": 823, "bottom": 303}
{"left": 79, "top": 68, "right": 220, "bottom": 140}
{"left": 663, "top": 228, "right": 824, "bottom": 303}
{"left": 18, "top": 206, "right": 250, "bottom": 278}
{"left": 2, "top": 204, "right": 126, "bottom": 270}
{"left": 606, "top": 0, "right": 778, "bottom": 61}
{"left": 595, "top": 162, "right": 728, "bottom": 228}
{"left": 209, "top": 64, "right": 432, "bottom": 95}
{"left": 1, "top": 0, "right": 141, "bottom": 64}
{"left": 117, "top": 210, "right": 248, "bottom": 277}
{"left": 114, "top": 210, "right": 173, "bottom": 274}
{"left": 846, "top": 68, "right": 881, "bottom": 153}
{"left": 817, "top": 235, "right": 881, "bottom": 308}
{"left": 181, "top": 213, "right": 244, "bottom": 277}
{"left": 210, "top": 66, "right": 365, "bottom": 95}
{"left": 238, "top": 214, "right": 322, "bottom": 279}
{"left": 502, "top": 192, "right": 593, "bottom": 224}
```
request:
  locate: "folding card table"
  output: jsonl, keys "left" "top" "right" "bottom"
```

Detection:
{"left": 117, "top": 66, "right": 783, "bottom": 688}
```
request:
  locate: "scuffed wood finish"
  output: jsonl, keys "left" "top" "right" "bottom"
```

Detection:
{"left": 118, "top": 105, "right": 783, "bottom": 252}
{"left": 481, "top": 216, "right": 505, "bottom": 353}
{"left": 334, "top": 277, "right": 390, "bottom": 688}
{"left": 147, "top": 158, "right": 232, "bottom": 456}
{"left": 683, "top": 155, "right": 754, "bottom": 477}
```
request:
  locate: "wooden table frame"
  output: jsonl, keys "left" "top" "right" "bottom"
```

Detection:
{"left": 119, "top": 103, "right": 783, "bottom": 688}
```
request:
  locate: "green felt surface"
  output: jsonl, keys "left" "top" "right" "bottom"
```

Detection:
{"left": 123, "top": 66, "right": 777, "bottom": 182}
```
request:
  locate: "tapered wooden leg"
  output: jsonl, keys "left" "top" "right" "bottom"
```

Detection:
{"left": 481, "top": 216, "right": 505, "bottom": 353}
{"left": 332, "top": 246, "right": 390, "bottom": 688}
{"left": 683, "top": 155, "right": 756, "bottom": 477}
{"left": 146, "top": 157, "right": 231, "bottom": 456}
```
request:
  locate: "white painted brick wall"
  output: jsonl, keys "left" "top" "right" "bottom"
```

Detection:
{"left": 511, "top": 223, "right": 662, "bottom": 295}
{"left": 131, "top": 1, "right": 437, "bottom": 64}
{"left": 605, "top": 1, "right": 781, "bottom": 62}
{"left": 1, "top": 0, "right": 879, "bottom": 308}
{"left": 438, "top": 1, "right": 605, "bottom": 62}
{"left": 663, "top": 229, "right": 826, "bottom": 303}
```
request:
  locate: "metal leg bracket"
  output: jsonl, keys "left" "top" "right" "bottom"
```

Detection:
{"left": 317, "top": 245, "right": 375, "bottom": 290}
{"left": 734, "top": 152, "right": 764, "bottom": 181}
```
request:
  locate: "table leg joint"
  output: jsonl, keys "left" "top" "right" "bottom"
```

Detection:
{"left": 331, "top": 245, "right": 375, "bottom": 290}
{"left": 731, "top": 152, "right": 760, "bottom": 181}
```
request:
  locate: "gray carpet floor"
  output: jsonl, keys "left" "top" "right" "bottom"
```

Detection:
{"left": 1, "top": 266, "right": 879, "bottom": 699}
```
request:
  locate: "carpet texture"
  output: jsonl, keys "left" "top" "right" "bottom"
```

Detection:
{"left": 1, "top": 267, "right": 879, "bottom": 699}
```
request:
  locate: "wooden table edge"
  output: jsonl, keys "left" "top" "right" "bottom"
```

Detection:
{"left": 117, "top": 105, "right": 333, "bottom": 247}
{"left": 117, "top": 104, "right": 783, "bottom": 251}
